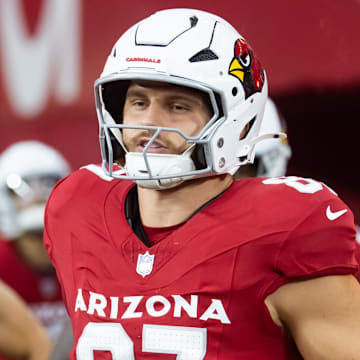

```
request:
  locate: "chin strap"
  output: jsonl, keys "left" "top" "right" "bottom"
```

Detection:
{"left": 125, "top": 146, "right": 196, "bottom": 190}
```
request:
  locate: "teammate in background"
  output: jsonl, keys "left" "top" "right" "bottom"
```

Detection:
{"left": 0, "top": 141, "right": 71, "bottom": 359}
{"left": 0, "top": 279, "right": 52, "bottom": 360}
{"left": 236, "top": 97, "right": 291, "bottom": 179}
{"left": 44, "top": 8, "right": 360, "bottom": 360}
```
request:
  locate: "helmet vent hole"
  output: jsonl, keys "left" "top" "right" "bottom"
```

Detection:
{"left": 189, "top": 49, "right": 219, "bottom": 63}
{"left": 232, "top": 87, "right": 238, "bottom": 96}
{"left": 239, "top": 116, "right": 256, "bottom": 140}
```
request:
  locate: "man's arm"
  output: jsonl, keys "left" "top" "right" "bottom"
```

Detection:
{"left": 0, "top": 280, "right": 53, "bottom": 360}
{"left": 266, "top": 274, "right": 360, "bottom": 360}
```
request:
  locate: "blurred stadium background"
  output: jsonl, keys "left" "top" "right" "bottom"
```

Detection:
{"left": 0, "top": 0, "right": 359, "bottom": 221}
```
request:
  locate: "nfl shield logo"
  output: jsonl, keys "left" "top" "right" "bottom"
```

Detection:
{"left": 136, "top": 251, "right": 155, "bottom": 277}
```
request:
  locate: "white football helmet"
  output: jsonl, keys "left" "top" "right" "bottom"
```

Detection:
{"left": 0, "top": 141, "right": 71, "bottom": 239}
{"left": 254, "top": 98, "right": 291, "bottom": 177}
{"left": 95, "top": 8, "right": 283, "bottom": 189}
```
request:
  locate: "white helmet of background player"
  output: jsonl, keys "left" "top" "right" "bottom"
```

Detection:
{"left": 94, "top": 8, "right": 285, "bottom": 189}
{"left": 255, "top": 98, "right": 292, "bottom": 177}
{"left": 0, "top": 141, "right": 70, "bottom": 239}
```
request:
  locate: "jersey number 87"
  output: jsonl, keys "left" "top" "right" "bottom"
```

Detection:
{"left": 77, "top": 322, "right": 207, "bottom": 359}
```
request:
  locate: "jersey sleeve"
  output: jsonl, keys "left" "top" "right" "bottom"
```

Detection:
{"left": 43, "top": 177, "right": 68, "bottom": 264}
{"left": 275, "top": 195, "right": 358, "bottom": 279}
{"left": 43, "top": 174, "right": 80, "bottom": 314}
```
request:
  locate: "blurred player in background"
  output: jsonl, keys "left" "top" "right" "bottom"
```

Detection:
{"left": 0, "top": 141, "right": 71, "bottom": 359}
{"left": 0, "top": 279, "right": 52, "bottom": 359}
{"left": 236, "top": 97, "right": 291, "bottom": 179}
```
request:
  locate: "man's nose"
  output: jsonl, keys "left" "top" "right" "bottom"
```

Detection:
{"left": 141, "top": 102, "right": 164, "bottom": 127}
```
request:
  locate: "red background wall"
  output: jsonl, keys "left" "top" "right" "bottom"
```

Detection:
{"left": 0, "top": 0, "right": 359, "bottom": 220}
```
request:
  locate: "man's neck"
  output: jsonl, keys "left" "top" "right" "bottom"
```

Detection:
{"left": 137, "top": 174, "right": 233, "bottom": 227}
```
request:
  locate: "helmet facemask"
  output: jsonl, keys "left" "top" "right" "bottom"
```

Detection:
{"left": 96, "top": 76, "right": 226, "bottom": 189}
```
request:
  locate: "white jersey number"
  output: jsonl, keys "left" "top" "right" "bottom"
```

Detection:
{"left": 263, "top": 176, "right": 323, "bottom": 194}
{"left": 77, "top": 322, "right": 207, "bottom": 360}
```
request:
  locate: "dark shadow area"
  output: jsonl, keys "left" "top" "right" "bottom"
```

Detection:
{"left": 273, "top": 84, "right": 360, "bottom": 220}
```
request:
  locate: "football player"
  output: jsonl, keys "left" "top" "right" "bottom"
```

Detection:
{"left": 44, "top": 9, "right": 360, "bottom": 359}
{"left": 0, "top": 141, "right": 71, "bottom": 359}
{"left": 49, "top": 97, "right": 292, "bottom": 360}
{"left": 0, "top": 279, "right": 52, "bottom": 359}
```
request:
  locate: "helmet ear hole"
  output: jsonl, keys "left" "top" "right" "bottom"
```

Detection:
{"left": 102, "top": 80, "right": 130, "bottom": 124}
{"left": 103, "top": 132, "right": 125, "bottom": 165}
{"left": 192, "top": 145, "right": 207, "bottom": 170}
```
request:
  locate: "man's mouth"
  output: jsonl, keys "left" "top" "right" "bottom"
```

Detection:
{"left": 136, "top": 139, "right": 169, "bottom": 154}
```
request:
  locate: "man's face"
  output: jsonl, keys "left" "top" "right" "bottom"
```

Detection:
{"left": 122, "top": 81, "right": 213, "bottom": 155}
{"left": 7, "top": 175, "right": 58, "bottom": 272}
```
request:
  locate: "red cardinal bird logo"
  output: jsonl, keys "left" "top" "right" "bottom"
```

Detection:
{"left": 228, "top": 38, "right": 265, "bottom": 98}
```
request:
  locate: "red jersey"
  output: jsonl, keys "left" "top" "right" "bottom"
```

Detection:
{"left": 0, "top": 238, "right": 68, "bottom": 351}
{"left": 44, "top": 166, "right": 358, "bottom": 360}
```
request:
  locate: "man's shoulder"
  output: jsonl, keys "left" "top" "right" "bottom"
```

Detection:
{"left": 52, "top": 163, "right": 127, "bottom": 194}
{"left": 46, "top": 164, "right": 130, "bottom": 216}
{"left": 56, "top": 164, "right": 117, "bottom": 189}
{"left": 229, "top": 177, "right": 357, "bottom": 281}
{"left": 233, "top": 176, "right": 344, "bottom": 208}
{"left": 228, "top": 176, "right": 354, "bottom": 232}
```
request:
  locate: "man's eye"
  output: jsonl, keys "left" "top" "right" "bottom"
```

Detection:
{"left": 172, "top": 103, "right": 188, "bottom": 111}
{"left": 133, "top": 100, "right": 145, "bottom": 107}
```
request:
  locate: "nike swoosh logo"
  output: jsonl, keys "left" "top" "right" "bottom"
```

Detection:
{"left": 326, "top": 205, "right": 348, "bottom": 221}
